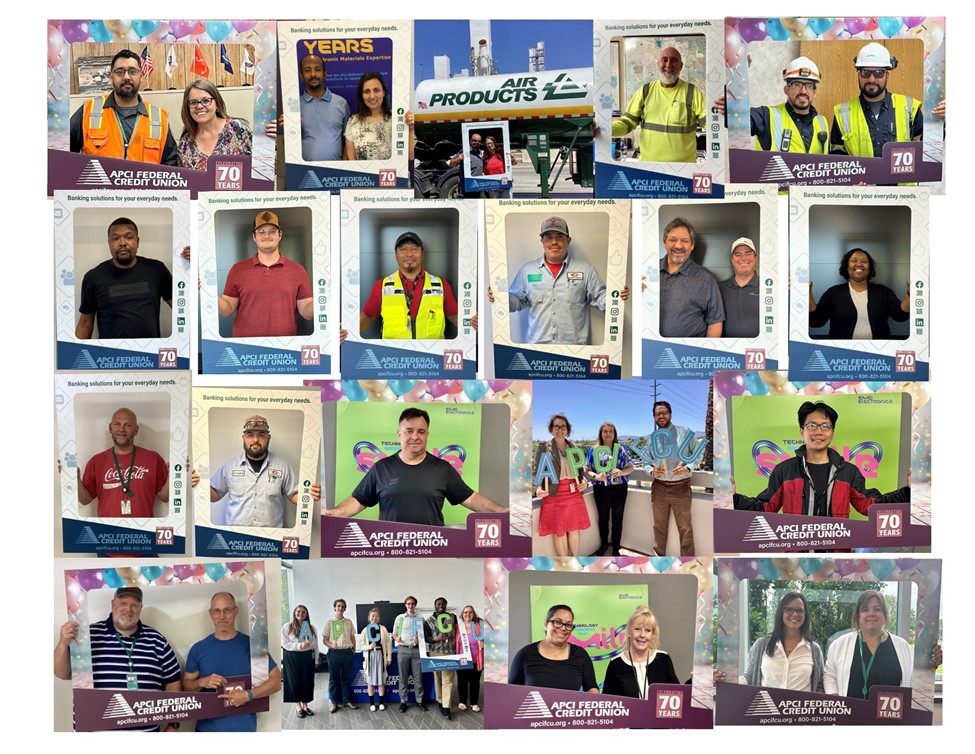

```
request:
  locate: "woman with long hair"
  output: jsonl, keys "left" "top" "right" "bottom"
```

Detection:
{"left": 585, "top": 421, "right": 635, "bottom": 556}
{"left": 281, "top": 604, "right": 318, "bottom": 717}
{"left": 359, "top": 608, "right": 392, "bottom": 711}
{"left": 344, "top": 71, "right": 392, "bottom": 161}
{"left": 457, "top": 605, "right": 486, "bottom": 712}
{"left": 741, "top": 592, "right": 824, "bottom": 692}
{"left": 535, "top": 414, "right": 591, "bottom": 557}
{"left": 602, "top": 605, "right": 678, "bottom": 698}
{"left": 177, "top": 78, "right": 251, "bottom": 171}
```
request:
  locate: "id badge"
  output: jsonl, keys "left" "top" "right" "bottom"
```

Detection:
{"left": 569, "top": 481, "right": 577, "bottom": 494}
{"left": 121, "top": 500, "right": 131, "bottom": 515}
{"left": 126, "top": 672, "right": 139, "bottom": 689}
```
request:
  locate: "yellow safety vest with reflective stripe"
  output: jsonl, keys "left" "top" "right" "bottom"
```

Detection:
{"left": 612, "top": 80, "right": 704, "bottom": 163}
{"left": 832, "top": 93, "right": 920, "bottom": 157}
{"left": 754, "top": 104, "right": 828, "bottom": 153}
{"left": 379, "top": 271, "right": 446, "bottom": 339}
{"left": 81, "top": 95, "right": 167, "bottom": 163}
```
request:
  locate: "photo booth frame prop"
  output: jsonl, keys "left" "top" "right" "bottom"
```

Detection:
{"left": 57, "top": 371, "right": 191, "bottom": 554}
{"left": 711, "top": 372, "right": 931, "bottom": 553}
{"left": 461, "top": 121, "right": 512, "bottom": 194}
{"left": 47, "top": 20, "right": 277, "bottom": 195}
{"left": 278, "top": 20, "right": 412, "bottom": 191}
{"left": 55, "top": 191, "right": 191, "bottom": 370}
{"left": 593, "top": 20, "right": 727, "bottom": 199}
{"left": 789, "top": 186, "right": 929, "bottom": 381}
{"left": 192, "top": 386, "right": 321, "bottom": 558}
{"left": 640, "top": 185, "right": 779, "bottom": 378}
{"left": 63, "top": 559, "right": 272, "bottom": 730}
{"left": 486, "top": 199, "right": 630, "bottom": 379}
{"left": 714, "top": 557, "right": 941, "bottom": 725}
{"left": 482, "top": 556, "right": 714, "bottom": 729}
{"left": 198, "top": 191, "right": 334, "bottom": 375}
{"left": 340, "top": 191, "right": 477, "bottom": 378}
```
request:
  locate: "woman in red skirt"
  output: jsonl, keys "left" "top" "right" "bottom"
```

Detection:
{"left": 534, "top": 413, "right": 591, "bottom": 556}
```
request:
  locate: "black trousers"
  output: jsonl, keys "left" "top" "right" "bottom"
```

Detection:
{"left": 593, "top": 483, "right": 628, "bottom": 554}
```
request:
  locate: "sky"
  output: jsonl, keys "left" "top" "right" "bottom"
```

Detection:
{"left": 531, "top": 379, "right": 711, "bottom": 441}
{"left": 414, "top": 19, "right": 594, "bottom": 83}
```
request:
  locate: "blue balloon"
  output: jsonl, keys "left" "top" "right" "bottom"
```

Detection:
{"left": 141, "top": 566, "right": 164, "bottom": 581}
{"left": 808, "top": 17, "right": 834, "bottom": 36}
{"left": 766, "top": 18, "right": 790, "bottom": 41}
{"left": 576, "top": 557, "right": 598, "bottom": 567}
{"left": 870, "top": 560, "right": 896, "bottom": 580}
{"left": 744, "top": 371, "right": 770, "bottom": 395}
{"left": 531, "top": 557, "right": 554, "bottom": 571}
{"left": 342, "top": 380, "right": 368, "bottom": 401}
{"left": 103, "top": 568, "right": 124, "bottom": 588}
{"left": 758, "top": 559, "right": 780, "bottom": 580}
{"left": 649, "top": 557, "right": 677, "bottom": 572}
{"left": 877, "top": 17, "right": 903, "bottom": 38}
{"left": 89, "top": 20, "right": 112, "bottom": 43}
{"left": 865, "top": 381, "right": 887, "bottom": 391}
{"left": 799, "top": 558, "right": 824, "bottom": 575}
{"left": 205, "top": 21, "right": 233, "bottom": 42}
{"left": 463, "top": 382, "right": 489, "bottom": 402}
{"left": 131, "top": 20, "right": 159, "bottom": 38}
{"left": 204, "top": 563, "right": 227, "bottom": 581}
{"left": 388, "top": 380, "right": 415, "bottom": 397}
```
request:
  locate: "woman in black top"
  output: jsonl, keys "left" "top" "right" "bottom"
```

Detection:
{"left": 508, "top": 604, "right": 598, "bottom": 692}
{"left": 602, "top": 605, "right": 678, "bottom": 698}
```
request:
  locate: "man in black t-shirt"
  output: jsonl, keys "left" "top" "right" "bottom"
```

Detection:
{"left": 76, "top": 217, "right": 173, "bottom": 340}
{"left": 325, "top": 407, "right": 504, "bottom": 526}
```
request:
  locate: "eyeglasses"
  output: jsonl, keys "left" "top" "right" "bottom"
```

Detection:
{"left": 784, "top": 607, "right": 806, "bottom": 617}
{"left": 787, "top": 81, "right": 817, "bottom": 91}
{"left": 551, "top": 424, "right": 568, "bottom": 430}
{"left": 255, "top": 228, "right": 280, "bottom": 237}
{"left": 188, "top": 96, "right": 215, "bottom": 109}
{"left": 112, "top": 67, "right": 141, "bottom": 77}
{"left": 548, "top": 618, "right": 575, "bottom": 631}
{"left": 858, "top": 69, "right": 888, "bottom": 80}
{"left": 802, "top": 422, "right": 834, "bottom": 432}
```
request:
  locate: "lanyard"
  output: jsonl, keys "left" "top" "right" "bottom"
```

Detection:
{"left": 115, "top": 632, "right": 137, "bottom": 672}
{"left": 857, "top": 631, "right": 884, "bottom": 697}
{"left": 112, "top": 447, "right": 137, "bottom": 498}
{"left": 629, "top": 651, "right": 649, "bottom": 700}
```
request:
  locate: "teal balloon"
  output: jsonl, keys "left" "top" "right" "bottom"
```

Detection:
{"left": 141, "top": 566, "right": 164, "bottom": 581}
{"left": 205, "top": 21, "right": 232, "bottom": 42}
{"left": 204, "top": 563, "right": 227, "bottom": 581}
{"left": 103, "top": 568, "right": 124, "bottom": 588}
{"left": 463, "top": 382, "right": 489, "bottom": 402}
{"left": 865, "top": 381, "right": 887, "bottom": 391}
{"left": 799, "top": 558, "right": 824, "bottom": 575}
{"left": 878, "top": 17, "right": 903, "bottom": 37}
{"left": 342, "top": 380, "right": 367, "bottom": 401}
{"left": 388, "top": 380, "right": 415, "bottom": 397}
{"left": 870, "top": 560, "right": 895, "bottom": 580}
{"left": 766, "top": 18, "right": 789, "bottom": 41}
{"left": 758, "top": 560, "right": 780, "bottom": 579}
{"left": 744, "top": 371, "right": 770, "bottom": 395}
{"left": 576, "top": 557, "right": 597, "bottom": 567}
{"left": 792, "top": 381, "right": 810, "bottom": 389}
{"left": 131, "top": 20, "right": 159, "bottom": 37}
{"left": 649, "top": 557, "right": 677, "bottom": 571}
{"left": 808, "top": 17, "right": 834, "bottom": 35}
{"left": 531, "top": 557, "right": 554, "bottom": 571}
{"left": 89, "top": 20, "right": 112, "bottom": 43}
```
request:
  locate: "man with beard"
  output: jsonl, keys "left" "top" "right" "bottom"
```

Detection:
{"left": 830, "top": 43, "right": 923, "bottom": 157}
{"left": 750, "top": 57, "right": 829, "bottom": 153}
{"left": 209, "top": 415, "right": 320, "bottom": 527}
{"left": 76, "top": 217, "right": 173, "bottom": 340}
{"left": 611, "top": 47, "right": 705, "bottom": 163}
{"left": 70, "top": 49, "right": 177, "bottom": 165}
{"left": 183, "top": 592, "right": 281, "bottom": 732}
{"left": 359, "top": 232, "right": 460, "bottom": 339}
{"left": 446, "top": 131, "right": 485, "bottom": 198}
{"left": 648, "top": 401, "right": 696, "bottom": 556}
{"left": 720, "top": 237, "right": 760, "bottom": 338}
{"left": 78, "top": 407, "right": 169, "bottom": 517}
{"left": 54, "top": 587, "right": 182, "bottom": 731}
{"left": 298, "top": 54, "right": 350, "bottom": 161}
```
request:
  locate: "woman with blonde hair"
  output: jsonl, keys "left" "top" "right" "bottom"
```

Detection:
{"left": 601, "top": 605, "right": 678, "bottom": 698}
{"left": 360, "top": 607, "right": 393, "bottom": 711}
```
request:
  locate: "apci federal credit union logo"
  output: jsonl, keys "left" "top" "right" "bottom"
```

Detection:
{"left": 513, "top": 690, "right": 630, "bottom": 722}
{"left": 742, "top": 515, "right": 852, "bottom": 546}
{"left": 744, "top": 690, "right": 853, "bottom": 719}
{"left": 103, "top": 692, "right": 203, "bottom": 720}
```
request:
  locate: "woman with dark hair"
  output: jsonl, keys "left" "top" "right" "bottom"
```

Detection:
{"left": 482, "top": 135, "right": 509, "bottom": 198}
{"left": 457, "top": 605, "right": 486, "bottom": 712}
{"left": 740, "top": 592, "right": 824, "bottom": 691}
{"left": 281, "top": 605, "right": 318, "bottom": 718}
{"left": 585, "top": 421, "right": 635, "bottom": 556}
{"left": 808, "top": 248, "right": 909, "bottom": 339}
{"left": 177, "top": 79, "right": 252, "bottom": 171}
{"left": 534, "top": 414, "right": 591, "bottom": 557}
{"left": 509, "top": 604, "right": 598, "bottom": 692}
{"left": 602, "top": 605, "right": 678, "bottom": 698}
{"left": 344, "top": 71, "right": 392, "bottom": 161}
{"left": 359, "top": 608, "right": 392, "bottom": 711}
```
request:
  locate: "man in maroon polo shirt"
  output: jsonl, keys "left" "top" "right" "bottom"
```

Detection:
{"left": 219, "top": 210, "right": 315, "bottom": 338}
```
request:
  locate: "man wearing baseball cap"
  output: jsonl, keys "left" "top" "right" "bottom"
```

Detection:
{"left": 359, "top": 231, "right": 460, "bottom": 339}
{"left": 830, "top": 42, "right": 923, "bottom": 157}
{"left": 55, "top": 586, "right": 182, "bottom": 731}
{"left": 720, "top": 237, "right": 760, "bottom": 338}
{"left": 218, "top": 210, "right": 315, "bottom": 338}
{"left": 208, "top": 415, "right": 320, "bottom": 527}
{"left": 492, "top": 216, "right": 629, "bottom": 345}
{"left": 751, "top": 57, "right": 829, "bottom": 153}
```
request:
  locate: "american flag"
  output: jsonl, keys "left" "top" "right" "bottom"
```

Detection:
{"left": 140, "top": 46, "right": 154, "bottom": 78}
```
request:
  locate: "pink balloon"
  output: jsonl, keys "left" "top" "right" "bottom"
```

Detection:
{"left": 169, "top": 20, "right": 197, "bottom": 39}
{"left": 427, "top": 380, "right": 451, "bottom": 398}
{"left": 903, "top": 17, "right": 925, "bottom": 29}
{"left": 233, "top": 20, "right": 257, "bottom": 33}
{"left": 66, "top": 576, "right": 84, "bottom": 613}
{"left": 226, "top": 562, "right": 248, "bottom": 572}
{"left": 484, "top": 559, "right": 504, "bottom": 597}
{"left": 318, "top": 381, "right": 344, "bottom": 403}
{"left": 725, "top": 25, "right": 745, "bottom": 68}
{"left": 488, "top": 380, "right": 512, "bottom": 392}
{"left": 844, "top": 17, "right": 871, "bottom": 35}
{"left": 448, "top": 381, "right": 463, "bottom": 394}
{"left": 60, "top": 20, "right": 91, "bottom": 44}
{"left": 48, "top": 24, "right": 67, "bottom": 68}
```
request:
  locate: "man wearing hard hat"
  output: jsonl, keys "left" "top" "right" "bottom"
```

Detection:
{"left": 751, "top": 57, "right": 829, "bottom": 153}
{"left": 830, "top": 42, "right": 922, "bottom": 157}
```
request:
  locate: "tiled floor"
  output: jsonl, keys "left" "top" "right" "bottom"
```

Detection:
{"left": 283, "top": 673, "right": 484, "bottom": 730}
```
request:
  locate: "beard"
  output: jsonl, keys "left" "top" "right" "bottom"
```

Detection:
{"left": 658, "top": 71, "right": 679, "bottom": 86}
{"left": 244, "top": 443, "right": 268, "bottom": 461}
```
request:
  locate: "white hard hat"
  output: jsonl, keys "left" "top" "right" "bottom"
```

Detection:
{"left": 783, "top": 57, "right": 821, "bottom": 83}
{"left": 854, "top": 42, "right": 897, "bottom": 69}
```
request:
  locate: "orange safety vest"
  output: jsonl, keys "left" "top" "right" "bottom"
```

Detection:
{"left": 81, "top": 95, "right": 168, "bottom": 163}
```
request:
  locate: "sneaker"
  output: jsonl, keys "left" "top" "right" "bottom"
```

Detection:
{"left": 379, "top": 704, "right": 386, "bottom": 711}
{"left": 370, "top": 704, "right": 377, "bottom": 712}
{"left": 399, "top": 703, "right": 408, "bottom": 713}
